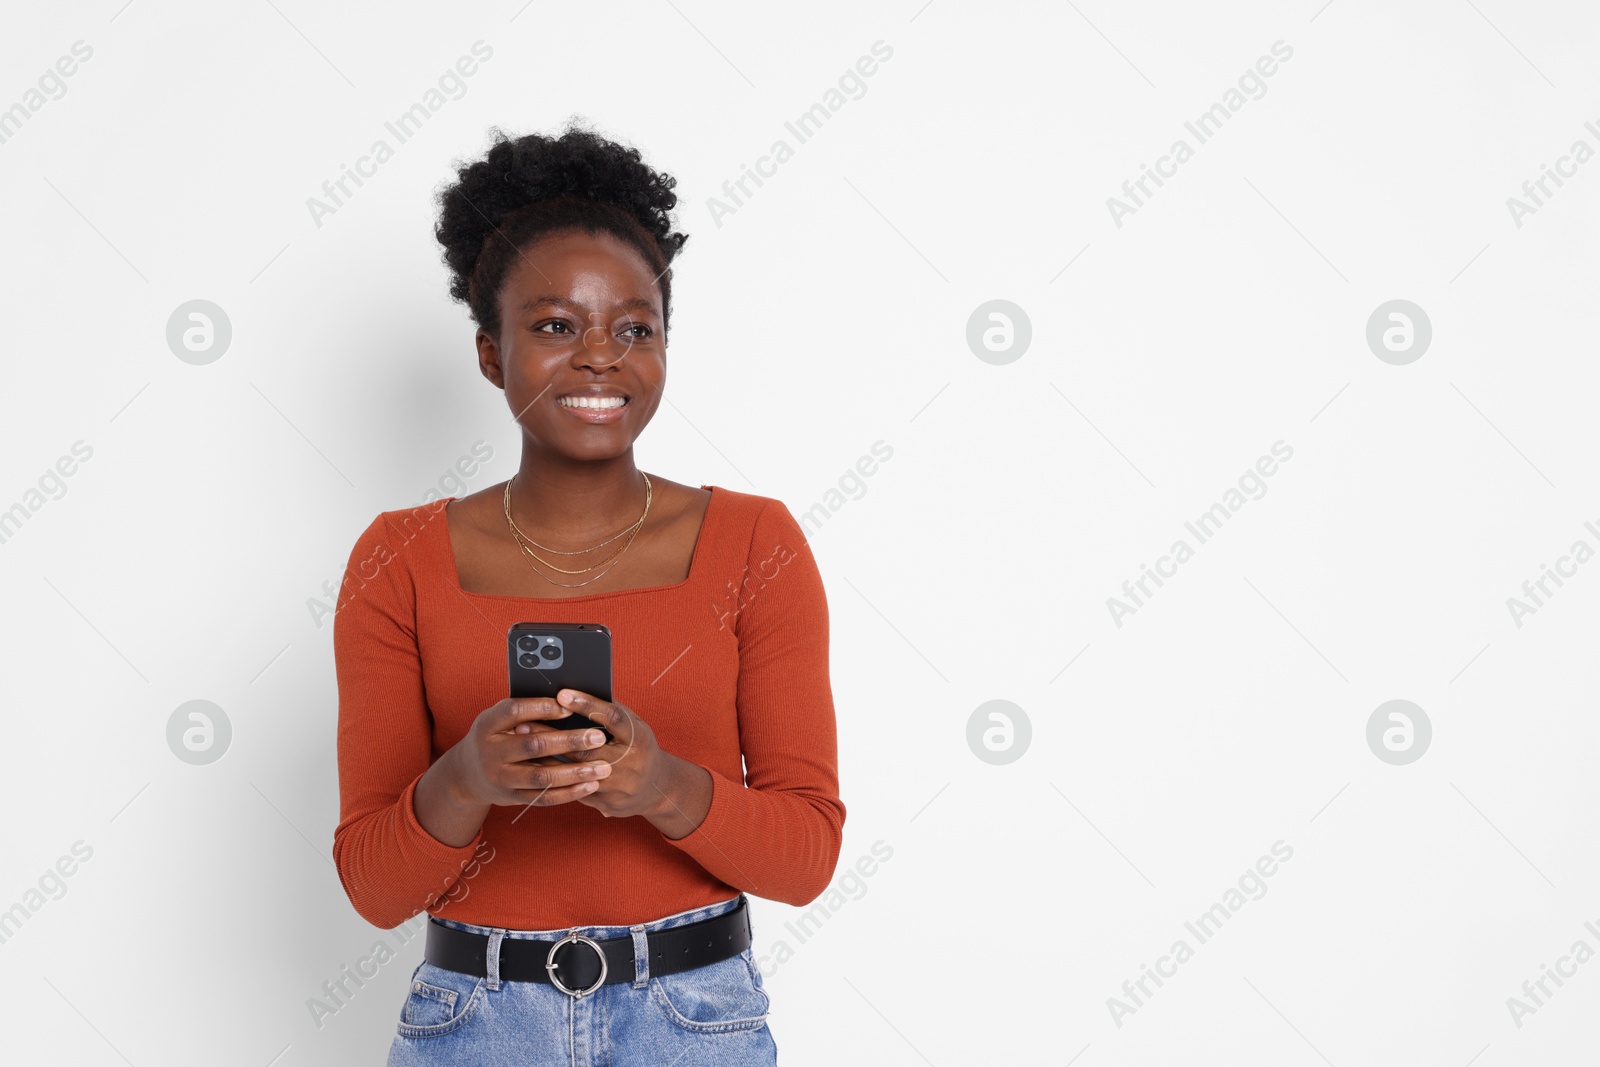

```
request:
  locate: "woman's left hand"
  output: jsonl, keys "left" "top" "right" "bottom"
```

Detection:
{"left": 515, "top": 688, "right": 712, "bottom": 837}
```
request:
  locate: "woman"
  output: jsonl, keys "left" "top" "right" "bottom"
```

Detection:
{"left": 331, "top": 121, "right": 845, "bottom": 1066}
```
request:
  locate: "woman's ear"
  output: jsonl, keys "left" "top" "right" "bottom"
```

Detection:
{"left": 475, "top": 327, "right": 505, "bottom": 389}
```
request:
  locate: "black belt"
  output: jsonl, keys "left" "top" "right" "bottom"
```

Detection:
{"left": 424, "top": 898, "right": 751, "bottom": 998}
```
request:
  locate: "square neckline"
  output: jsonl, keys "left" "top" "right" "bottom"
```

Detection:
{"left": 437, "top": 484, "right": 721, "bottom": 602}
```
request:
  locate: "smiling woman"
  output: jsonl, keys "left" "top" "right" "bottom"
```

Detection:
{"left": 331, "top": 120, "right": 842, "bottom": 1067}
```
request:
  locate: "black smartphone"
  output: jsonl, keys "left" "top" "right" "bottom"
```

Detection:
{"left": 507, "top": 622, "right": 614, "bottom": 741}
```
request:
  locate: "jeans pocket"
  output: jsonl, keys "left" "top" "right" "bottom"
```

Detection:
{"left": 397, "top": 962, "right": 486, "bottom": 1039}
{"left": 649, "top": 949, "right": 771, "bottom": 1034}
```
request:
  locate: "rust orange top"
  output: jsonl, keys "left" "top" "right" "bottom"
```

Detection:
{"left": 331, "top": 485, "right": 845, "bottom": 930}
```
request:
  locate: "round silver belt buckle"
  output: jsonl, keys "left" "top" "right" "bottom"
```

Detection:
{"left": 546, "top": 933, "right": 608, "bottom": 997}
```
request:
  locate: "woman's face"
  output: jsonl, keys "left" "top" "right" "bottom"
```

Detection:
{"left": 477, "top": 229, "right": 666, "bottom": 460}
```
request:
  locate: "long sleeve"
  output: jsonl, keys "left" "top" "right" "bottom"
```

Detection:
{"left": 331, "top": 511, "right": 485, "bottom": 929}
{"left": 666, "top": 499, "right": 846, "bottom": 905}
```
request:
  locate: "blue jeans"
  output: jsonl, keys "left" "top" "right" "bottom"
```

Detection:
{"left": 387, "top": 894, "right": 777, "bottom": 1066}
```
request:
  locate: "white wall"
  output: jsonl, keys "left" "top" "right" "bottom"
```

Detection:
{"left": 1, "top": 1, "right": 1597, "bottom": 1063}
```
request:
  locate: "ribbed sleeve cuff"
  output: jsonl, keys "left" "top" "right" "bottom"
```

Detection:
{"left": 663, "top": 764, "right": 735, "bottom": 858}
{"left": 398, "top": 770, "right": 486, "bottom": 863}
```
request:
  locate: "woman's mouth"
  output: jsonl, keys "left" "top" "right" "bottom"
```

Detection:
{"left": 556, "top": 395, "right": 630, "bottom": 423}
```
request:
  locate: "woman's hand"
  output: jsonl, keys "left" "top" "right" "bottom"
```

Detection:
{"left": 413, "top": 697, "right": 612, "bottom": 847}
{"left": 514, "top": 688, "right": 712, "bottom": 839}
{"left": 453, "top": 696, "right": 614, "bottom": 808}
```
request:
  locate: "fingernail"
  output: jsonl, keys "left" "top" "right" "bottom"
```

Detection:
{"left": 580, "top": 781, "right": 598, "bottom": 793}
{"left": 585, "top": 731, "right": 604, "bottom": 746}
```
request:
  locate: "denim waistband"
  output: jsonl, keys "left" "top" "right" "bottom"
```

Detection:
{"left": 429, "top": 893, "right": 745, "bottom": 942}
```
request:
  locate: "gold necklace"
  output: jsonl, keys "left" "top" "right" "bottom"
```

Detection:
{"left": 502, "top": 474, "right": 652, "bottom": 572}
{"left": 501, "top": 474, "right": 653, "bottom": 588}
{"left": 503, "top": 483, "right": 649, "bottom": 587}
{"left": 504, "top": 477, "right": 647, "bottom": 555}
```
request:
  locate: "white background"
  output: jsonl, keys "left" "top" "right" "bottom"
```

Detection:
{"left": 1, "top": 1, "right": 1598, "bottom": 1064}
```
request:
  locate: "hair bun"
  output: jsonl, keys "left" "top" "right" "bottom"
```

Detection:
{"left": 435, "top": 118, "right": 689, "bottom": 335}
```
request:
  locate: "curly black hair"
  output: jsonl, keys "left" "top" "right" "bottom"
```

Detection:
{"left": 434, "top": 118, "right": 690, "bottom": 339}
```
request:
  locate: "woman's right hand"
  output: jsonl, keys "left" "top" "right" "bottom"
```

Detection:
{"left": 415, "top": 697, "right": 614, "bottom": 847}
{"left": 451, "top": 697, "right": 614, "bottom": 807}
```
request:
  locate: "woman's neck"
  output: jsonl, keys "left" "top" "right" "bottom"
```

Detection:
{"left": 505, "top": 460, "right": 652, "bottom": 543}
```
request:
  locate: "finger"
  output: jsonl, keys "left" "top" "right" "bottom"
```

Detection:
{"left": 565, "top": 726, "right": 635, "bottom": 764}
{"left": 514, "top": 780, "right": 604, "bottom": 806}
{"left": 505, "top": 726, "right": 609, "bottom": 762}
{"left": 514, "top": 718, "right": 598, "bottom": 736}
{"left": 558, "top": 690, "right": 633, "bottom": 743}
{"left": 498, "top": 697, "right": 572, "bottom": 731}
{"left": 507, "top": 759, "right": 612, "bottom": 793}
{"left": 514, "top": 749, "right": 590, "bottom": 767}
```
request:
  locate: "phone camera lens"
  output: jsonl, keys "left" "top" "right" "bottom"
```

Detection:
{"left": 516, "top": 634, "right": 539, "bottom": 653}
{"left": 517, "top": 652, "right": 539, "bottom": 669}
{"left": 540, "top": 645, "right": 560, "bottom": 661}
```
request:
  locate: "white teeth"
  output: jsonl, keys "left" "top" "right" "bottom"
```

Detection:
{"left": 559, "top": 396, "right": 627, "bottom": 410}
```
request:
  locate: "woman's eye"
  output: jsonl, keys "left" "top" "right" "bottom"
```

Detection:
{"left": 622, "top": 324, "right": 652, "bottom": 338}
{"left": 534, "top": 321, "right": 572, "bottom": 335}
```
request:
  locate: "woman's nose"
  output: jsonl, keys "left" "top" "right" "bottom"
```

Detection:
{"left": 580, "top": 320, "right": 634, "bottom": 366}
